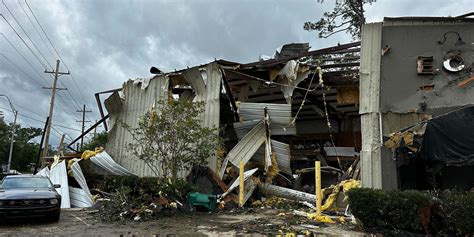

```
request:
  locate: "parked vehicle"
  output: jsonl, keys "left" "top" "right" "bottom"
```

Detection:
{"left": 0, "top": 175, "right": 61, "bottom": 222}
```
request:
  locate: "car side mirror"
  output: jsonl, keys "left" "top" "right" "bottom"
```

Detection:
{"left": 53, "top": 184, "right": 61, "bottom": 188}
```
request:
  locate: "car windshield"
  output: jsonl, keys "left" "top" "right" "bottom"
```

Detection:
{"left": 1, "top": 177, "right": 52, "bottom": 189}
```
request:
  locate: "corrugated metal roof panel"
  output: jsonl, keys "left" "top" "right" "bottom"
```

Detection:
{"left": 71, "top": 160, "right": 93, "bottom": 198}
{"left": 233, "top": 120, "right": 296, "bottom": 139}
{"left": 69, "top": 186, "right": 93, "bottom": 208}
{"left": 219, "top": 121, "right": 266, "bottom": 177}
{"left": 238, "top": 102, "right": 293, "bottom": 125}
{"left": 90, "top": 151, "right": 136, "bottom": 176}
{"left": 50, "top": 161, "right": 70, "bottom": 209}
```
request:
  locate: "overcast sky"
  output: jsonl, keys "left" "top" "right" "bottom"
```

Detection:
{"left": 0, "top": 0, "right": 471, "bottom": 147}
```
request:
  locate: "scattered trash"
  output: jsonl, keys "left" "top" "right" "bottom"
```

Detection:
{"left": 186, "top": 192, "right": 218, "bottom": 212}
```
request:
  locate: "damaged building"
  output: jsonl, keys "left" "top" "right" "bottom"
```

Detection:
{"left": 360, "top": 16, "right": 474, "bottom": 190}
{"left": 80, "top": 15, "right": 473, "bottom": 193}
{"left": 93, "top": 42, "right": 362, "bottom": 191}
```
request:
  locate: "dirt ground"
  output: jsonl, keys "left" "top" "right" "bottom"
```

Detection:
{"left": 0, "top": 208, "right": 366, "bottom": 236}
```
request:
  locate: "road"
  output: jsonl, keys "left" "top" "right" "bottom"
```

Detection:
{"left": 0, "top": 208, "right": 365, "bottom": 236}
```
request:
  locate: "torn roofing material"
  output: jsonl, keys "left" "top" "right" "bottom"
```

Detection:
{"left": 90, "top": 151, "right": 136, "bottom": 176}
{"left": 233, "top": 119, "right": 296, "bottom": 138}
{"left": 252, "top": 139, "right": 292, "bottom": 175}
{"left": 238, "top": 102, "right": 293, "bottom": 125}
{"left": 421, "top": 106, "right": 474, "bottom": 165}
{"left": 49, "top": 161, "right": 71, "bottom": 209}
{"left": 219, "top": 121, "right": 266, "bottom": 178}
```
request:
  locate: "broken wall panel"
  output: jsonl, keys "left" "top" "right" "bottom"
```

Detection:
{"left": 219, "top": 122, "right": 266, "bottom": 177}
{"left": 359, "top": 23, "right": 384, "bottom": 189}
{"left": 182, "top": 63, "right": 222, "bottom": 172}
{"left": 106, "top": 75, "right": 169, "bottom": 177}
{"left": 251, "top": 140, "right": 292, "bottom": 175}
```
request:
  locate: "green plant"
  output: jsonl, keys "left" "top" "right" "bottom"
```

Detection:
{"left": 93, "top": 176, "right": 194, "bottom": 222}
{"left": 347, "top": 188, "right": 474, "bottom": 235}
{"left": 439, "top": 191, "right": 474, "bottom": 235}
{"left": 123, "top": 100, "right": 219, "bottom": 185}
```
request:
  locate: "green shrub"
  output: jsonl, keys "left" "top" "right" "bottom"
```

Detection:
{"left": 345, "top": 188, "right": 388, "bottom": 228}
{"left": 89, "top": 175, "right": 194, "bottom": 222}
{"left": 439, "top": 191, "right": 474, "bottom": 235}
{"left": 347, "top": 188, "right": 474, "bottom": 235}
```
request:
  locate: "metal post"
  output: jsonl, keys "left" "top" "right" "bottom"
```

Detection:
{"left": 315, "top": 161, "right": 322, "bottom": 216}
{"left": 7, "top": 110, "right": 17, "bottom": 173}
{"left": 0, "top": 94, "right": 18, "bottom": 173}
{"left": 239, "top": 161, "right": 244, "bottom": 207}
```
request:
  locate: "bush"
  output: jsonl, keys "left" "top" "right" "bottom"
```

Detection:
{"left": 347, "top": 188, "right": 474, "bottom": 235}
{"left": 438, "top": 191, "right": 474, "bottom": 235}
{"left": 89, "top": 175, "right": 194, "bottom": 222}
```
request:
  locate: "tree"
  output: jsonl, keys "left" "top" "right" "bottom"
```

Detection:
{"left": 81, "top": 131, "right": 108, "bottom": 152}
{"left": 304, "top": 0, "right": 375, "bottom": 39}
{"left": 0, "top": 117, "right": 42, "bottom": 172}
{"left": 123, "top": 100, "right": 219, "bottom": 184}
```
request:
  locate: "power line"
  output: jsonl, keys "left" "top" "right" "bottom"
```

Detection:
{"left": 24, "top": 0, "right": 94, "bottom": 113}
{"left": 0, "top": 33, "right": 49, "bottom": 84}
{"left": 1, "top": 0, "right": 53, "bottom": 69}
{"left": 1, "top": 6, "right": 87, "bottom": 117}
{"left": 0, "top": 13, "right": 48, "bottom": 70}
{"left": 0, "top": 53, "right": 45, "bottom": 87}
{"left": 0, "top": 105, "right": 82, "bottom": 133}
{"left": 16, "top": 0, "right": 56, "bottom": 61}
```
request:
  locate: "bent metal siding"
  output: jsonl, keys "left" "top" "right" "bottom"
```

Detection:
{"left": 106, "top": 75, "right": 169, "bottom": 177}
{"left": 105, "top": 62, "right": 222, "bottom": 177}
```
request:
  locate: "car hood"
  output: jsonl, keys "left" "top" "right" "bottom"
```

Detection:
{"left": 0, "top": 188, "right": 59, "bottom": 200}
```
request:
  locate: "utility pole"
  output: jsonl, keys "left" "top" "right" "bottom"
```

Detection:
{"left": 76, "top": 104, "right": 91, "bottom": 149}
{"left": 0, "top": 94, "right": 17, "bottom": 173}
{"left": 42, "top": 60, "right": 69, "bottom": 165}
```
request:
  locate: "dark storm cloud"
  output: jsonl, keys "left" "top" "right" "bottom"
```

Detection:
{"left": 0, "top": 0, "right": 469, "bottom": 147}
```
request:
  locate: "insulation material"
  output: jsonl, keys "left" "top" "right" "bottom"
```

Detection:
{"left": 252, "top": 140, "right": 292, "bottom": 175}
{"left": 278, "top": 60, "right": 298, "bottom": 82}
{"left": 281, "top": 70, "right": 310, "bottom": 104}
{"left": 49, "top": 161, "right": 71, "bottom": 208}
{"left": 90, "top": 151, "right": 136, "bottom": 176}
{"left": 219, "top": 122, "right": 266, "bottom": 178}
{"left": 336, "top": 86, "right": 359, "bottom": 105}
